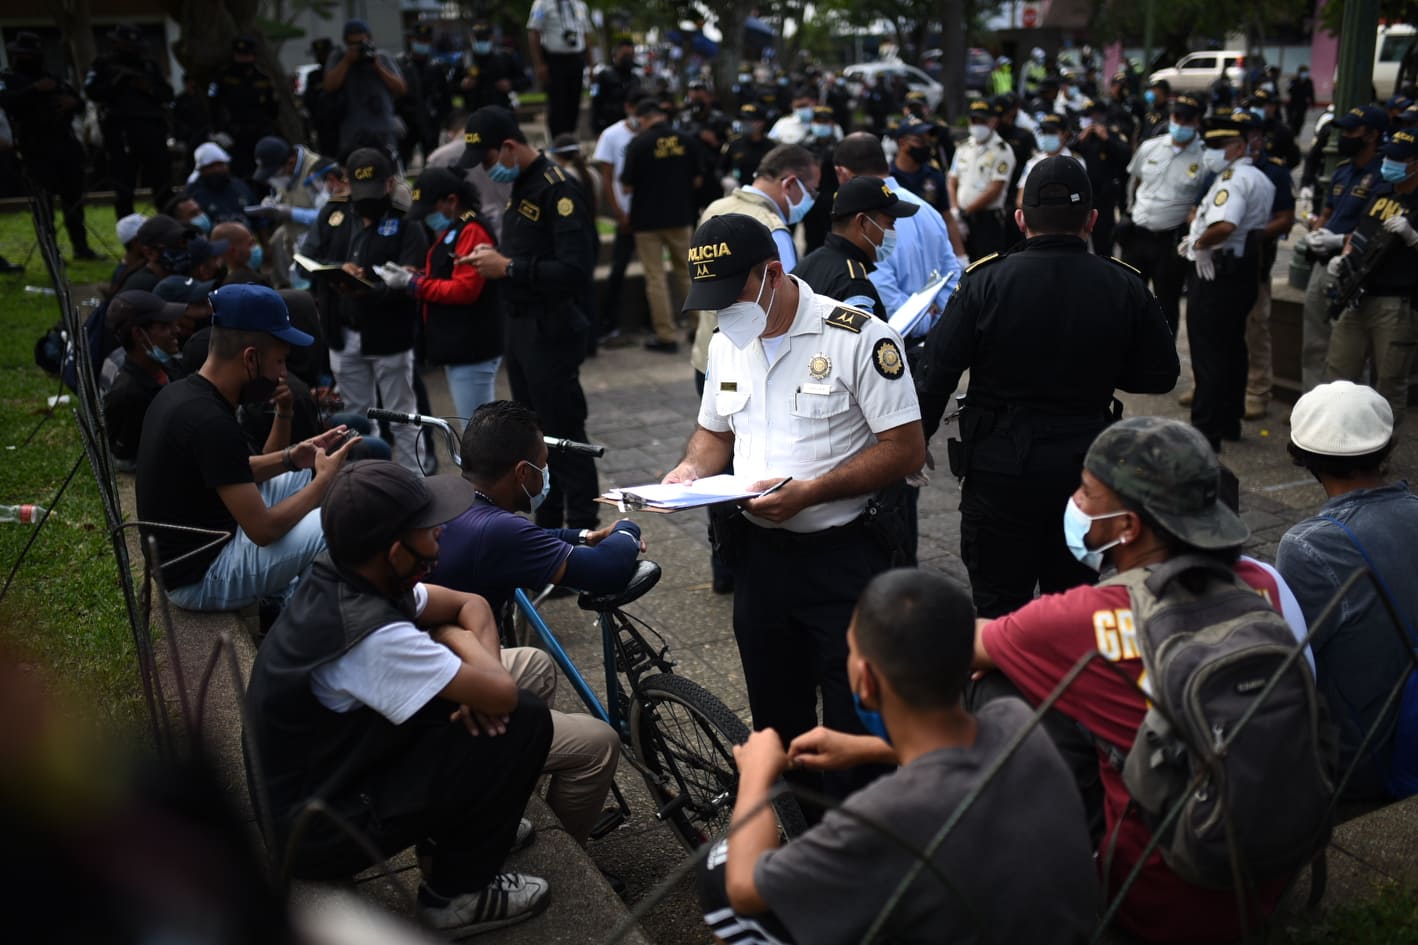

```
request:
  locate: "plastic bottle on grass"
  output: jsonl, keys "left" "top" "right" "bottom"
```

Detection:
{"left": 0, "top": 504, "right": 48, "bottom": 524}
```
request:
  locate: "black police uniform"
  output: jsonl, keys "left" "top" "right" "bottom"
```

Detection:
{"left": 85, "top": 45, "right": 174, "bottom": 218}
{"left": 1072, "top": 120, "right": 1132, "bottom": 256}
{"left": 795, "top": 234, "right": 887, "bottom": 320}
{"left": 396, "top": 52, "right": 453, "bottom": 165}
{"left": 917, "top": 231, "right": 1179, "bottom": 617}
{"left": 498, "top": 155, "right": 600, "bottom": 529}
{"left": 208, "top": 59, "right": 279, "bottom": 180}
{"left": 801, "top": 112, "right": 839, "bottom": 252}
{"left": 997, "top": 119, "right": 1038, "bottom": 246}
{"left": 0, "top": 53, "right": 96, "bottom": 257}
{"left": 721, "top": 132, "right": 775, "bottom": 186}
{"left": 590, "top": 58, "right": 641, "bottom": 132}
{"left": 462, "top": 46, "right": 522, "bottom": 112}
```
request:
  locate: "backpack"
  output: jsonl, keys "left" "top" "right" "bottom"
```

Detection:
{"left": 1101, "top": 555, "right": 1337, "bottom": 889}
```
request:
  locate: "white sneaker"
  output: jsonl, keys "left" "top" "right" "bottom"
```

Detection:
{"left": 418, "top": 872, "right": 550, "bottom": 938}
{"left": 512, "top": 816, "right": 535, "bottom": 852}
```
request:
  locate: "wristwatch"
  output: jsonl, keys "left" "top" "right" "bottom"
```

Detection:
{"left": 578, "top": 529, "right": 591, "bottom": 545}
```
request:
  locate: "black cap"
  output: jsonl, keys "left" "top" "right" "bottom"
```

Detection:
{"left": 109, "top": 24, "right": 144, "bottom": 45}
{"left": 1229, "top": 109, "right": 1265, "bottom": 134}
{"left": 458, "top": 106, "right": 519, "bottom": 168}
{"left": 1021, "top": 155, "right": 1092, "bottom": 208}
{"left": 1247, "top": 88, "right": 1274, "bottom": 105}
{"left": 106, "top": 290, "right": 186, "bottom": 340}
{"left": 232, "top": 35, "right": 257, "bottom": 54}
{"left": 412, "top": 23, "right": 433, "bottom": 41}
{"left": 812, "top": 105, "right": 834, "bottom": 120}
{"left": 738, "top": 103, "right": 764, "bottom": 121}
{"left": 188, "top": 237, "right": 230, "bottom": 266}
{"left": 1149, "top": 77, "right": 1171, "bottom": 92}
{"left": 893, "top": 120, "right": 933, "bottom": 139}
{"left": 1384, "top": 129, "right": 1418, "bottom": 160}
{"left": 1170, "top": 94, "right": 1202, "bottom": 119}
{"left": 252, "top": 136, "right": 293, "bottom": 182}
{"left": 1083, "top": 98, "right": 1107, "bottom": 115}
{"left": 322, "top": 461, "right": 476, "bottom": 564}
{"left": 410, "top": 166, "right": 466, "bottom": 219}
{"left": 6, "top": 32, "right": 42, "bottom": 55}
{"left": 832, "top": 177, "right": 921, "bottom": 220}
{"left": 154, "top": 275, "right": 215, "bottom": 304}
{"left": 683, "top": 214, "right": 779, "bottom": 312}
{"left": 634, "top": 98, "right": 666, "bottom": 117}
{"left": 1335, "top": 104, "right": 1389, "bottom": 132}
{"left": 134, "top": 214, "right": 196, "bottom": 250}
{"left": 968, "top": 99, "right": 998, "bottom": 120}
{"left": 347, "top": 147, "right": 395, "bottom": 200}
{"left": 1202, "top": 116, "right": 1244, "bottom": 144}
{"left": 1037, "top": 114, "right": 1066, "bottom": 133}
{"left": 472, "top": 20, "right": 493, "bottom": 37}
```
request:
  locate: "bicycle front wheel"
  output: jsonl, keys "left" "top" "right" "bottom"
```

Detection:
{"left": 630, "top": 672, "right": 807, "bottom": 851}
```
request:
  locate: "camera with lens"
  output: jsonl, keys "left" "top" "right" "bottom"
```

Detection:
{"left": 562, "top": 29, "right": 578, "bottom": 47}
{"left": 359, "top": 41, "right": 376, "bottom": 60}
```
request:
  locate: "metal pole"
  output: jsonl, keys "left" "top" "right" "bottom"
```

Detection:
{"left": 1321, "top": 0, "right": 1381, "bottom": 208}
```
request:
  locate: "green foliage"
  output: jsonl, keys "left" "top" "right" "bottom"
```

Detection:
{"left": 1281, "top": 882, "right": 1418, "bottom": 945}
{"left": 1321, "top": 0, "right": 1418, "bottom": 35}
{"left": 0, "top": 206, "right": 146, "bottom": 732}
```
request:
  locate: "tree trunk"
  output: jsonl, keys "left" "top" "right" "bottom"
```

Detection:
{"left": 714, "top": 4, "right": 749, "bottom": 105}
{"left": 939, "top": 0, "right": 966, "bottom": 119}
{"left": 54, "top": 0, "right": 97, "bottom": 86}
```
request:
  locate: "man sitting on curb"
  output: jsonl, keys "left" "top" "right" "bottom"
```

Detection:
{"left": 698, "top": 568, "right": 1098, "bottom": 945}
{"left": 246, "top": 461, "right": 553, "bottom": 938}
{"left": 136, "top": 284, "right": 358, "bottom": 611}
{"left": 429, "top": 400, "right": 640, "bottom": 852}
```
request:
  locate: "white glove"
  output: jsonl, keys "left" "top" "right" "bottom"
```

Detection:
{"left": 1306, "top": 228, "right": 1345, "bottom": 253}
{"left": 1327, "top": 255, "right": 1347, "bottom": 277}
{"left": 1177, "top": 238, "right": 1194, "bottom": 260}
{"left": 1299, "top": 185, "right": 1314, "bottom": 202}
{"left": 1194, "top": 248, "right": 1215, "bottom": 281}
{"left": 375, "top": 262, "right": 413, "bottom": 290}
{"left": 1383, "top": 214, "right": 1418, "bottom": 246}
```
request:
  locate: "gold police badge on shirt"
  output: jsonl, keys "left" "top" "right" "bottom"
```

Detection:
{"left": 328, "top": 210, "right": 345, "bottom": 227}
{"left": 557, "top": 197, "right": 574, "bottom": 217}
{"left": 1214, "top": 189, "right": 1229, "bottom": 207}
{"left": 808, "top": 353, "right": 831, "bottom": 380}
{"left": 873, "top": 338, "right": 904, "bottom": 380}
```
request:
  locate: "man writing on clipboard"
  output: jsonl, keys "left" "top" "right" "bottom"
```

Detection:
{"left": 663, "top": 214, "right": 925, "bottom": 806}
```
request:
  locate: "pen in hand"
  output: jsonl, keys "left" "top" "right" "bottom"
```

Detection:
{"left": 757, "top": 477, "right": 793, "bottom": 498}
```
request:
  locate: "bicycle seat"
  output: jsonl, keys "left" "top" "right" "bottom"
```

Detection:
{"left": 578, "top": 559, "right": 661, "bottom": 611}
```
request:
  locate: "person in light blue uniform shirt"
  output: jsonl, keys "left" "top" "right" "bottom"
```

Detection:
{"left": 833, "top": 132, "right": 962, "bottom": 345}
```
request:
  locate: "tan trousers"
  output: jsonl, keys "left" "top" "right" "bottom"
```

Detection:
{"left": 1245, "top": 280, "right": 1273, "bottom": 405}
{"left": 1326, "top": 294, "right": 1418, "bottom": 426}
{"left": 503, "top": 646, "right": 620, "bottom": 845}
{"left": 635, "top": 227, "right": 692, "bottom": 342}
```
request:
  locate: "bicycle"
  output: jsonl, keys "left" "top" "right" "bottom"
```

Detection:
{"left": 367, "top": 408, "right": 807, "bottom": 851}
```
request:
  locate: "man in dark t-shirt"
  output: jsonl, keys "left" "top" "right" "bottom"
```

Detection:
{"left": 621, "top": 98, "right": 700, "bottom": 353}
{"left": 136, "top": 284, "right": 359, "bottom": 611}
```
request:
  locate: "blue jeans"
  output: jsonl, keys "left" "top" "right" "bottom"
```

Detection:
{"left": 167, "top": 472, "right": 325, "bottom": 611}
{"left": 445, "top": 357, "right": 503, "bottom": 420}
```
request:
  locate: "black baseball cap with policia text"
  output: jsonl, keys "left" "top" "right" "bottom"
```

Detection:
{"left": 832, "top": 177, "right": 921, "bottom": 221}
{"left": 458, "top": 106, "right": 520, "bottom": 168}
{"left": 682, "top": 214, "right": 779, "bottom": 312}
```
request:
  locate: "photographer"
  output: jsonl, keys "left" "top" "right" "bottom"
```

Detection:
{"left": 321, "top": 19, "right": 407, "bottom": 158}
{"left": 1325, "top": 129, "right": 1418, "bottom": 424}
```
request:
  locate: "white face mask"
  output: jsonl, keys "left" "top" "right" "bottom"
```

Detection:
{"left": 1202, "top": 147, "right": 1232, "bottom": 174}
{"left": 268, "top": 173, "right": 292, "bottom": 191}
{"left": 717, "top": 270, "right": 775, "bottom": 349}
{"left": 969, "top": 123, "right": 992, "bottom": 143}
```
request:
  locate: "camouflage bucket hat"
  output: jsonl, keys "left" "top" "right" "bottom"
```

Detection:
{"left": 1083, "top": 417, "right": 1250, "bottom": 550}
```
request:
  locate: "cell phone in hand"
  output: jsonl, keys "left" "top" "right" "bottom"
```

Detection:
{"left": 327, "top": 428, "right": 359, "bottom": 454}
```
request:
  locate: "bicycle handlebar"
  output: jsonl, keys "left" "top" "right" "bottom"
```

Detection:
{"left": 365, "top": 409, "right": 606, "bottom": 468}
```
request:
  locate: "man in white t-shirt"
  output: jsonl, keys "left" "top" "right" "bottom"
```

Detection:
{"left": 246, "top": 461, "right": 553, "bottom": 938}
{"left": 591, "top": 92, "right": 643, "bottom": 341}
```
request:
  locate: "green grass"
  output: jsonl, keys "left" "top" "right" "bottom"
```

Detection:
{"left": 0, "top": 203, "right": 148, "bottom": 732}
{"left": 1281, "top": 882, "right": 1418, "bottom": 944}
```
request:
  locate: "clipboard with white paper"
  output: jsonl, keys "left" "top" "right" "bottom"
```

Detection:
{"left": 888, "top": 270, "right": 954, "bottom": 339}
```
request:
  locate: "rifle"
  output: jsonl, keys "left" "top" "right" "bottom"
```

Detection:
{"left": 1327, "top": 213, "right": 1415, "bottom": 319}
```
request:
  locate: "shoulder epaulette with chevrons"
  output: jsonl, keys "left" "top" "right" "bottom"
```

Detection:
{"left": 824, "top": 305, "right": 872, "bottom": 333}
{"left": 845, "top": 258, "right": 869, "bottom": 280}
{"left": 544, "top": 165, "right": 568, "bottom": 185}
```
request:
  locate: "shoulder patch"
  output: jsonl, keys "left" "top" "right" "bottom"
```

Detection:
{"left": 458, "top": 209, "right": 479, "bottom": 222}
{"left": 557, "top": 196, "right": 574, "bottom": 217}
{"left": 872, "top": 337, "right": 905, "bottom": 380}
{"left": 1108, "top": 255, "right": 1141, "bottom": 275}
{"left": 964, "top": 252, "right": 1000, "bottom": 273}
{"left": 1221, "top": 168, "right": 1234, "bottom": 181}
{"left": 1213, "top": 189, "right": 1229, "bottom": 207}
{"left": 825, "top": 305, "right": 870, "bottom": 333}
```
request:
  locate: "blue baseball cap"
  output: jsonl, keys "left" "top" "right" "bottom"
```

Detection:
{"left": 209, "top": 284, "right": 314, "bottom": 346}
{"left": 343, "top": 18, "right": 371, "bottom": 39}
{"left": 1335, "top": 104, "right": 1389, "bottom": 132}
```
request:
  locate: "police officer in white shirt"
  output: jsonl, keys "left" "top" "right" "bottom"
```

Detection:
{"left": 1122, "top": 93, "right": 1206, "bottom": 333}
{"left": 1179, "top": 116, "right": 1276, "bottom": 452}
{"left": 664, "top": 213, "right": 925, "bottom": 802}
{"left": 948, "top": 99, "right": 1017, "bottom": 259}
{"left": 527, "top": 0, "right": 593, "bottom": 138}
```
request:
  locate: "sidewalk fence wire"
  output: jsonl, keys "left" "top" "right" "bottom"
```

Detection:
{"left": 13, "top": 181, "right": 1418, "bottom": 943}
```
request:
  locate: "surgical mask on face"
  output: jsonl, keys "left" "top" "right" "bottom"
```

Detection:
{"left": 1079, "top": 117, "right": 1094, "bottom": 130}
{"left": 1038, "top": 133, "right": 1061, "bottom": 152}
{"left": 139, "top": 330, "right": 173, "bottom": 366}
{"left": 190, "top": 212, "right": 213, "bottom": 234}
{"left": 1202, "top": 146, "right": 1232, "bottom": 174}
{"left": 248, "top": 244, "right": 264, "bottom": 270}
{"left": 1144, "top": 89, "right": 1157, "bottom": 106}
{"left": 1337, "top": 134, "right": 1365, "bottom": 157}
{"left": 716, "top": 271, "right": 774, "bottom": 349}
{"left": 811, "top": 122, "right": 833, "bottom": 138}
{"left": 412, "top": 42, "right": 432, "bottom": 56}
{"left": 1381, "top": 158, "right": 1412, "bottom": 183}
{"left": 521, "top": 460, "right": 551, "bottom": 512}
{"left": 795, "top": 106, "right": 814, "bottom": 123}
{"left": 969, "top": 123, "right": 991, "bottom": 143}
{"left": 1062, "top": 496, "right": 1128, "bottom": 571}
{"left": 853, "top": 692, "right": 891, "bottom": 744}
{"left": 425, "top": 209, "right": 453, "bottom": 231}
{"left": 487, "top": 158, "right": 520, "bottom": 183}
{"left": 1169, "top": 122, "right": 1196, "bottom": 144}
{"left": 1249, "top": 107, "right": 1266, "bottom": 120}
{"left": 784, "top": 177, "right": 815, "bottom": 224}
{"left": 473, "top": 40, "right": 492, "bottom": 56}
{"left": 907, "top": 144, "right": 932, "bottom": 163}
{"left": 863, "top": 215, "right": 897, "bottom": 262}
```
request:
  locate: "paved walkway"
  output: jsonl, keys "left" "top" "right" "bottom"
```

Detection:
{"left": 416, "top": 291, "right": 1416, "bottom": 943}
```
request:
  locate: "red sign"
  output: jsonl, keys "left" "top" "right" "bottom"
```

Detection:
{"left": 1022, "top": 5, "right": 1038, "bottom": 27}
